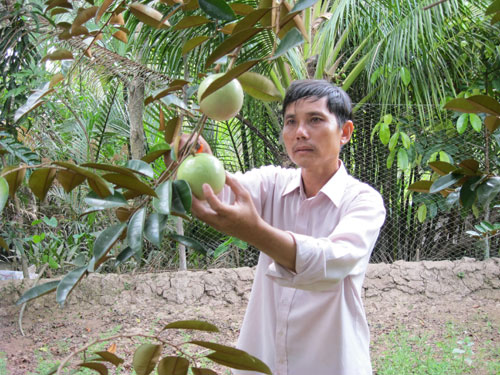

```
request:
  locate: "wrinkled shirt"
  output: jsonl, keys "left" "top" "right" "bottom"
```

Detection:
{"left": 221, "top": 163, "right": 386, "bottom": 375}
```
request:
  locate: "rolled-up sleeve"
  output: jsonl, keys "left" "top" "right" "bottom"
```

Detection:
{"left": 266, "top": 191, "right": 386, "bottom": 291}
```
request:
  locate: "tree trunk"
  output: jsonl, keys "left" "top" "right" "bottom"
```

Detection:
{"left": 128, "top": 78, "right": 146, "bottom": 160}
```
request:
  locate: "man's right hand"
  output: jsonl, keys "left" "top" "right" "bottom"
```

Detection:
{"left": 177, "top": 133, "right": 213, "bottom": 156}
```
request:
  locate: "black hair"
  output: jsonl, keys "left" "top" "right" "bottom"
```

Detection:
{"left": 282, "top": 80, "right": 353, "bottom": 126}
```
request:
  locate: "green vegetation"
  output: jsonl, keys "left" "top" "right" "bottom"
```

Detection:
{"left": 374, "top": 324, "right": 500, "bottom": 375}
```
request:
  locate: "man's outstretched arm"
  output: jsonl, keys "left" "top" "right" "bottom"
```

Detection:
{"left": 191, "top": 174, "right": 297, "bottom": 272}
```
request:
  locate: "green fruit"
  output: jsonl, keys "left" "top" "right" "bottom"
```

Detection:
{"left": 177, "top": 153, "right": 226, "bottom": 200}
{"left": 197, "top": 73, "right": 244, "bottom": 121}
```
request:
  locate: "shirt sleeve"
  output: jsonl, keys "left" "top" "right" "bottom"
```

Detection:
{"left": 266, "top": 190, "right": 386, "bottom": 291}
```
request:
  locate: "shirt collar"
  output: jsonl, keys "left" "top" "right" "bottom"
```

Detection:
{"left": 282, "top": 162, "right": 348, "bottom": 206}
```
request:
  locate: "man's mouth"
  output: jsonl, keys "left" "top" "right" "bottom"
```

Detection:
{"left": 293, "top": 145, "right": 314, "bottom": 153}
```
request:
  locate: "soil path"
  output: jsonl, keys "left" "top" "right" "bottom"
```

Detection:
{"left": 0, "top": 258, "right": 499, "bottom": 374}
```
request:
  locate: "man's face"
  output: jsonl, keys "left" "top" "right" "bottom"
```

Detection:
{"left": 282, "top": 96, "right": 352, "bottom": 173}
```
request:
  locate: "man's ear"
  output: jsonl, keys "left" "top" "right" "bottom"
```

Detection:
{"left": 340, "top": 120, "right": 354, "bottom": 145}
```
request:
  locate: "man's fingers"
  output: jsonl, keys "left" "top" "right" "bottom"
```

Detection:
{"left": 203, "top": 184, "right": 226, "bottom": 213}
{"left": 191, "top": 195, "right": 215, "bottom": 220}
{"left": 225, "top": 174, "right": 251, "bottom": 201}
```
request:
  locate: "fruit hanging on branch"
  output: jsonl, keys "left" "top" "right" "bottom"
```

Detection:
{"left": 177, "top": 153, "right": 226, "bottom": 200}
{"left": 197, "top": 73, "right": 244, "bottom": 121}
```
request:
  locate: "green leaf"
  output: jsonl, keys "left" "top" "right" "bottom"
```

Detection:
{"left": 56, "top": 169, "right": 86, "bottom": 193}
{"left": 144, "top": 213, "right": 168, "bottom": 247}
{"left": 153, "top": 181, "right": 172, "bottom": 215}
{"left": 173, "top": 15, "right": 210, "bottom": 30}
{"left": 270, "top": 28, "right": 304, "bottom": 60}
{"left": 115, "top": 246, "right": 136, "bottom": 266}
{"left": 388, "top": 132, "right": 399, "bottom": 151}
{"left": 233, "top": 8, "right": 270, "bottom": 34}
{"left": 54, "top": 161, "right": 112, "bottom": 198}
{"left": 77, "top": 362, "right": 108, "bottom": 375}
{"left": 429, "top": 173, "right": 463, "bottom": 194}
{"left": 469, "top": 113, "right": 482, "bottom": 132}
{"left": 459, "top": 176, "right": 481, "bottom": 209}
{"left": 129, "top": 3, "right": 170, "bottom": 29}
{"left": 386, "top": 148, "right": 396, "bottom": 169}
{"left": 400, "top": 132, "right": 411, "bottom": 149}
{"left": 163, "top": 320, "right": 219, "bottom": 332}
{"left": 171, "top": 180, "right": 192, "bottom": 218}
{"left": 14, "top": 82, "right": 53, "bottom": 122}
{"left": 133, "top": 344, "right": 163, "bottom": 375}
{"left": 0, "top": 176, "right": 8, "bottom": 212}
{"left": 157, "top": 356, "right": 189, "bottom": 375}
{"left": 142, "top": 143, "right": 171, "bottom": 164}
{"left": 191, "top": 369, "right": 218, "bottom": 375}
{"left": 199, "top": 0, "right": 235, "bottom": 21}
{"left": 486, "top": 0, "right": 500, "bottom": 15}
{"left": 164, "top": 117, "right": 182, "bottom": 144}
{"left": 88, "top": 223, "right": 127, "bottom": 272}
{"left": 95, "top": 351, "right": 125, "bottom": 367}
{"left": 182, "top": 36, "right": 211, "bottom": 56}
{"left": 189, "top": 341, "right": 271, "bottom": 374}
{"left": 397, "top": 148, "right": 409, "bottom": 170}
{"left": 400, "top": 67, "right": 411, "bottom": 86}
{"left": 126, "top": 160, "right": 155, "bottom": 178}
{"left": 237, "top": 72, "right": 282, "bottom": 102}
{"left": 229, "top": 2, "right": 254, "bottom": 15}
{"left": 444, "top": 98, "right": 480, "bottom": 113}
{"left": 290, "top": 0, "right": 320, "bottom": 13}
{"left": 29, "top": 168, "right": 56, "bottom": 201}
{"left": 467, "top": 95, "right": 500, "bottom": 116}
{"left": 1, "top": 165, "right": 26, "bottom": 198}
{"left": 383, "top": 114, "right": 393, "bottom": 124}
{"left": 458, "top": 159, "right": 480, "bottom": 174}
{"left": 456, "top": 113, "right": 468, "bottom": 134}
{"left": 166, "top": 233, "right": 206, "bottom": 255}
{"left": 43, "top": 216, "right": 58, "bottom": 227}
{"left": 379, "top": 122, "right": 390, "bottom": 145}
{"left": 81, "top": 163, "right": 138, "bottom": 178}
{"left": 417, "top": 203, "right": 427, "bottom": 223}
{"left": 200, "top": 60, "right": 260, "bottom": 101}
{"left": 205, "top": 28, "right": 262, "bottom": 68}
{"left": 428, "top": 161, "right": 457, "bottom": 176}
{"left": 485, "top": 115, "right": 500, "bottom": 134}
{"left": 102, "top": 173, "right": 157, "bottom": 197}
{"left": 84, "top": 191, "right": 128, "bottom": 209}
{"left": 128, "top": 208, "right": 146, "bottom": 254}
{"left": 476, "top": 177, "right": 500, "bottom": 207}
{"left": 56, "top": 266, "right": 88, "bottom": 306}
{"left": 16, "top": 280, "right": 59, "bottom": 305}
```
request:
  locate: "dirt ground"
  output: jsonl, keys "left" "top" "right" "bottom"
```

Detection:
{"left": 0, "top": 257, "right": 499, "bottom": 375}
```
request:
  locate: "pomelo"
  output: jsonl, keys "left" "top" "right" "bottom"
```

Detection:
{"left": 198, "top": 73, "right": 244, "bottom": 121}
{"left": 177, "top": 153, "right": 226, "bottom": 200}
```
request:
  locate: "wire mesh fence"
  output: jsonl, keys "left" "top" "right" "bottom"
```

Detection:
{"left": 152, "top": 101, "right": 498, "bottom": 270}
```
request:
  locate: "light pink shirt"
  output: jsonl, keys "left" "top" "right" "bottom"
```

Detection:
{"left": 223, "top": 163, "right": 386, "bottom": 375}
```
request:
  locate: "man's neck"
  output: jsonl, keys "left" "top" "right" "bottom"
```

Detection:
{"left": 301, "top": 161, "right": 341, "bottom": 198}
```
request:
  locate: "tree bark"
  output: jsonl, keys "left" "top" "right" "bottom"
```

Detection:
{"left": 128, "top": 78, "right": 146, "bottom": 160}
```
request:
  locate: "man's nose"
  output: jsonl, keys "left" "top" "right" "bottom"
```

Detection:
{"left": 295, "top": 122, "right": 308, "bottom": 139}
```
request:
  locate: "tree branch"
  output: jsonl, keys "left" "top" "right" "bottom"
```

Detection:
{"left": 423, "top": 0, "right": 449, "bottom": 11}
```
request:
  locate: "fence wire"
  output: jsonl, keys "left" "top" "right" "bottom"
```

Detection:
{"left": 137, "top": 102, "right": 497, "bottom": 272}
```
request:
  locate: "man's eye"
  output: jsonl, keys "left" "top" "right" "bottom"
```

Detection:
{"left": 285, "top": 120, "right": 295, "bottom": 126}
{"left": 311, "top": 117, "right": 322, "bottom": 123}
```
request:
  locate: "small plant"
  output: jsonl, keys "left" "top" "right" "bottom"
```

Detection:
{"left": 48, "top": 320, "right": 271, "bottom": 375}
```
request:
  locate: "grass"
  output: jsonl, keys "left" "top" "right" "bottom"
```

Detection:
{"left": 373, "top": 323, "right": 500, "bottom": 375}
{"left": 0, "top": 352, "right": 7, "bottom": 375}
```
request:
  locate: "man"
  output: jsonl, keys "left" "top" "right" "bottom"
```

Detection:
{"left": 191, "top": 80, "right": 386, "bottom": 375}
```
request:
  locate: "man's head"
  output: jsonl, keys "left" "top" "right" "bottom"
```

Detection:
{"left": 282, "top": 80, "right": 352, "bottom": 126}
{"left": 281, "top": 80, "right": 354, "bottom": 178}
